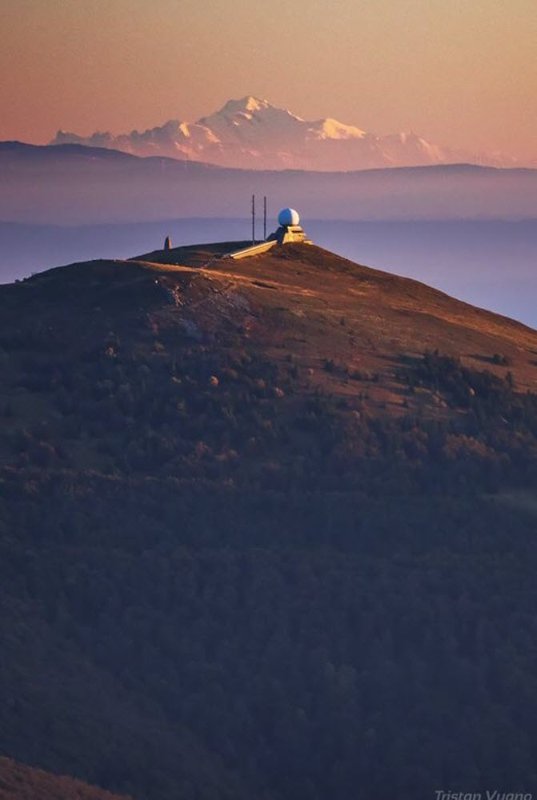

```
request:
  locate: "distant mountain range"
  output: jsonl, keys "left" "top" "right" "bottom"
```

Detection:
{"left": 0, "top": 142, "right": 537, "bottom": 224}
{"left": 2, "top": 141, "right": 537, "bottom": 225}
{"left": 51, "top": 96, "right": 529, "bottom": 171}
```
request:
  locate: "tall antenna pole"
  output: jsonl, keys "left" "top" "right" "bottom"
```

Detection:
{"left": 263, "top": 196, "right": 267, "bottom": 240}
{"left": 251, "top": 194, "right": 256, "bottom": 245}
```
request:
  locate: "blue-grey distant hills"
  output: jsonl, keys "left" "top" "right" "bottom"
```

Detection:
{"left": 2, "top": 140, "right": 537, "bottom": 224}
{"left": 51, "top": 96, "right": 533, "bottom": 171}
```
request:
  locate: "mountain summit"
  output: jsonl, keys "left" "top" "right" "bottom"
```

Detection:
{"left": 2, "top": 238, "right": 537, "bottom": 487}
{"left": 52, "top": 95, "right": 519, "bottom": 170}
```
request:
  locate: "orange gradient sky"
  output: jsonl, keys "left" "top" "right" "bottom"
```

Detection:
{"left": 1, "top": 0, "right": 536, "bottom": 161}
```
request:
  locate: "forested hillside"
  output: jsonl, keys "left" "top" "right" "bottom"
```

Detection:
{"left": 1, "top": 244, "right": 537, "bottom": 799}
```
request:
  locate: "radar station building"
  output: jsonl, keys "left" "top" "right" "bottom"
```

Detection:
{"left": 268, "top": 208, "right": 312, "bottom": 245}
{"left": 227, "top": 207, "right": 311, "bottom": 259}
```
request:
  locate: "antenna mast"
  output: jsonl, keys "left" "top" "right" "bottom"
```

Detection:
{"left": 263, "top": 196, "right": 267, "bottom": 240}
{"left": 251, "top": 194, "right": 256, "bottom": 245}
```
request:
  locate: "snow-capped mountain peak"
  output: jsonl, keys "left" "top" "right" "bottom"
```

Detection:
{"left": 218, "top": 96, "right": 272, "bottom": 114}
{"left": 51, "top": 96, "right": 519, "bottom": 171}
{"left": 197, "top": 96, "right": 305, "bottom": 130}
{"left": 310, "top": 118, "right": 368, "bottom": 141}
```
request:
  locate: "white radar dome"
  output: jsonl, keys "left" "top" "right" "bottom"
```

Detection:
{"left": 278, "top": 208, "right": 300, "bottom": 227}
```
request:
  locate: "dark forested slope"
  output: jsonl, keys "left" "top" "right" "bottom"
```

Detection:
{"left": 1, "top": 243, "right": 537, "bottom": 799}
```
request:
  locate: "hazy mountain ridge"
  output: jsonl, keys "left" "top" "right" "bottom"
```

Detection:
{"left": 3, "top": 141, "right": 537, "bottom": 225}
{"left": 51, "top": 95, "right": 527, "bottom": 171}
